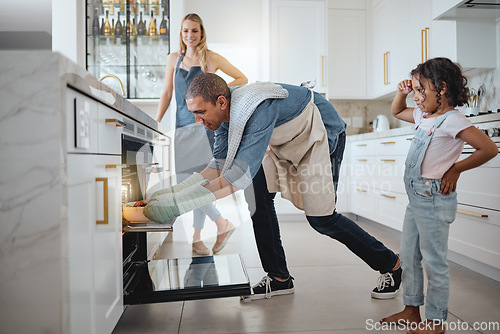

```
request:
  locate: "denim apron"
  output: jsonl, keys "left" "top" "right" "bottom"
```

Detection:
{"left": 173, "top": 52, "right": 215, "bottom": 175}
{"left": 400, "top": 110, "right": 459, "bottom": 321}
{"left": 173, "top": 52, "right": 220, "bottom": 228}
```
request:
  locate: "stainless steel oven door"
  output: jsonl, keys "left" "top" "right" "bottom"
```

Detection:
{"left": 121, "top": 132, "right": 250, "bottom": 304}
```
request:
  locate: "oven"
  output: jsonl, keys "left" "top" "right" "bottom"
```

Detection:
{"left": 449, "top": 112, "right": 500, "bottom": 277}
{"left": 120, "top": 117, "right": 250, "bottom": 305}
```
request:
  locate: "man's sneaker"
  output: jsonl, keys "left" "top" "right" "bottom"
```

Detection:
{"left": 242, "top": 275, "right": 294, "bottom": 300}
{"left": 371, "top": 266, "right": 402, "bottom": 299}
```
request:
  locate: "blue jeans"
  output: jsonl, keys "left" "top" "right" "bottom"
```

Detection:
{"left": 245, "top": 133, "right": 398, "bottom": 279}
{"left": 400, "top": 178, "right": 457, "bottom": 321}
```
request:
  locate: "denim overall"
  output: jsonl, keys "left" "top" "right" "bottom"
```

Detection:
{"left": 400, "top": 110, "right": 459, "bottom": 321}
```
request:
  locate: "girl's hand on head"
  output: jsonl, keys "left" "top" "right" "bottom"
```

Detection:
{"left": 397, "top": 80, "right": 412, "bottom": 95}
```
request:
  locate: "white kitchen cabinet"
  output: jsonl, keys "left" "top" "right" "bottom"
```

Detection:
{"left": 408, "top": 0, "right": 432, "bottom": 68}
{"left": 430, "top": 19, "right": 497, "bottom": 69}
{"left": 450, "top": 204, "right": 500, "bottom": 270}
{"left": 368, "top": 0, "right": 412, "bottom": 98}
{"left": 66, "top": 87, "right": 123, "bottom": 334}
{"left": 327, "top": 7, "right": 367, "bottom": 99}
{"left": 270, "top": 0, "right": 326, "bottom": 93}
{"left": 347, "top": 132, "right": 414, "bottom": 231}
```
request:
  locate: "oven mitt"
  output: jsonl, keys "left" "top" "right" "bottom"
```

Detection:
{"left": 149, "top": 172, "right": 205, "bottom": 198}
{"left": 144, "top": 182, "right": 216, "bottom": 223}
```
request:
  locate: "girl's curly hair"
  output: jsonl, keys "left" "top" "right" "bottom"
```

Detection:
{"left": 410, "top": 57, "right": 468, "bottom": 108}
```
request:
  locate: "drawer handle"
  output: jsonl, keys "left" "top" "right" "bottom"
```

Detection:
{"left": 356, "top": 189, "right": 368, "bottom": 193}
{"left": 380, "top": 141, "right": 396, "bottom": 145}
{"left": 357, "top": 159, "right": 368, "bottom": 162}
{"left": 164, "top": 144, "right": 171, "bottom": 172}
{"left": 406, "top": 138, "right": 413, "bottom": 141}
{"left": 105, "top": 118, "right": 126, "bottom": 127}
{"left": 381, "top": 194, "right": 396, "bottom": 199}
{"left": 380, "top": 159, "right": 396, "bottom": 162}
{"left": 356, "top": 144, "right": 368, "bottom": 147}
{"left": 95, "top": 177, "right": 109, "bottom": 225}
{"left": 105, "top": 164, "right": 127, "bottom": 169}
{"left": 457, "top": 209, "right": 488, "bottom": 218}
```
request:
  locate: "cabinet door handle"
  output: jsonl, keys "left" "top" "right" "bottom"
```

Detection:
{"left": 105, "top": 164, "right": 127, "bottom": 169}
{"left": 321, "top": 55, "right": 325, "bottom": 87}
{"left": 381, "top": 141, "right": 396, "bottom": 145}
{"left": 425, "top": 27, "right": 429, "bottom": 61}
{"left": 357, "top": 159, "right": 368, "bottom": 162}
{"left": 406, "top": 138, "right": 413, "bottom": 141}
{"left": 386, "top": 51, "right": 390, "bottom": 85}
{"left": 457, "top": 209, "right": 488, "bottom": 218}
{"left": 381, "top": 194, "right": 396, "bottom": 199}
{"left": 356, "top": 189, "right": 368, "bottom": 193}
{"left": 357, "top": 144, "right": 368, "bottom": 147}
{"left": 383, "top": 52, "right": 387, "bottom": 85}
{"left": 380, "top": 159, "right": 396, "bottom": 162}
{"left": 105, "top": 118, "right": 126, "bottom": 127}
{"left": 164, "top": 144, "right": 171, "bottom": 171}
{"left": 95, "top": 177, "right": 109, "bottom": 225}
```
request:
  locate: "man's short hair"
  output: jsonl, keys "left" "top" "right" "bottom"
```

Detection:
{"left": 185, "top": 73, "right": 231, "bottom": 105}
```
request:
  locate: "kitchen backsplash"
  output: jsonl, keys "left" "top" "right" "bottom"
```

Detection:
{"left": 331, "top": 68, "right": 500, "bottom": 135}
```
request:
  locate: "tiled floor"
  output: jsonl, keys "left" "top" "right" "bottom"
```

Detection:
{"left": 113, "top": 195, "right": 500, "bottom": 334}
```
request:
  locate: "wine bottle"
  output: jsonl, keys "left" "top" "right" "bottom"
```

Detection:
{"left": 92, "top": 8, "right": 100, "bottom": 35}
{"left": 126, "top": 11, "right": 132, "bottom": 35}
{"left": 115, "top": 12, "right": 123, "bottom": 35}
{"left": 143, "top": 0, "right": 149, "bottom": 13}
{"left": 131, "top": 17, "right": 138, "bottom": 44}
{"left": 103, "top": 10, "right": 112, "bottom": 36}
{"left": 137, "top": 12, "right": 146, "bottom": 35}
{"left": 100, "top": 18, "right": 105, "bottom": 34}
{"left": 159, "top": 11, "right": 167, "bottom": 35}
{"left": 148, "top": 10, "right": 157, "bottom": 35}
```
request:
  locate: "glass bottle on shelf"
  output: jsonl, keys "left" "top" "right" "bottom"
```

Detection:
{"left": 159, "top": 11, "right": 167, "bottom": 35}
{"left": 103, "top": 10, "right": 112, "bottom": 36}
{"left": 137, "top": 12, "right": 146, "bottom": 35}
{"left": 148, "top": 10, "right": 157, "bottom": 36}
{"left": 115, "top": 12, "right": 123, "bottom": 36}
{"left": 100, "top": 18, "right": 105, "bottom": 34}
{"left": 86, "top": 0, "right": 170, "bottom": 99}
{"left": 92, "top": 8, "right": 100, "bottom": 35}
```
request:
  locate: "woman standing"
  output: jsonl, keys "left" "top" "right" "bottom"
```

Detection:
{"left": 156, "top": 13, "right": 247, "bottom": 255}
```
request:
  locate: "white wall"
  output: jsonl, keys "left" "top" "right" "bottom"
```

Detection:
{"left": 0, "top": 0, "right": 52, "bottom": 34}
{"left": 182, "top": 0, "right": 269, "bottom": 83}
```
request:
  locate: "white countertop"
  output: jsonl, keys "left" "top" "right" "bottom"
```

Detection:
{"left": 347, "top": 112, "right": 500, "bottom": 141}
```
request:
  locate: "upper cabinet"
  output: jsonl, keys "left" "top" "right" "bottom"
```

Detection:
{"left": 368, "top": 0, "right": 410, "bottom": 98}
{"left": 327, "top": 4, "right": 367, "bottom": 99}
{"left": 328, "top": 0, "right": 498, "bottom": 100}
{"left": 432, "top": 0, "right": 500, "bottom": 20}
{"left": 86, "top": 0, "right": 170, "bottom": 99}
{"left": 270, "top": 0, "right": 327, "bottom": 93}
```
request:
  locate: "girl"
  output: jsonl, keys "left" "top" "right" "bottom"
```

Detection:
{"left": 155, "top": 13, "right": 247, "bottom": 255}
{"left": 381, "top": 58, "right": 497, "bottom": 334}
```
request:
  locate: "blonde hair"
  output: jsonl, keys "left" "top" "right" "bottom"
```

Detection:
{"left": 179, "top": 13, "right": 209, "bottom": 73}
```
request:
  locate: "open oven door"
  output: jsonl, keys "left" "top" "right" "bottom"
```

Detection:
{"left": 122, "top": 231, "right": 251, "bottom": 304}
